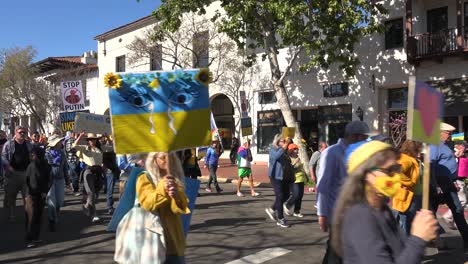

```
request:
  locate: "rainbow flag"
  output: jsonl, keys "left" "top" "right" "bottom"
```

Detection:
{"left": 106, "top": 69, "right": 212, "bottom": 154}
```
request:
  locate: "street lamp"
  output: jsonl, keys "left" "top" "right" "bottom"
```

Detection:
{"left": 355, "top": 107, "right": 364, "bottom": 121}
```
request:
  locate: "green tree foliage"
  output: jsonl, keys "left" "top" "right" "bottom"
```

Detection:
{"left": 150, "top": 0, "right": 387, "bottom": 167}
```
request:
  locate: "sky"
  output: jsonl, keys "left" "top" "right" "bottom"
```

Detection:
{"left": 0, "top": 0, "right": 161, "bottom": 61}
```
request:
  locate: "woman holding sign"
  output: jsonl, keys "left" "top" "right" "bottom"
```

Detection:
{"left": 133, "top": 152, "right": 190, "bottom": 263}
{"left": 331, "top": 141, "right": 438, "bottom": 263}
{"left": 73, "top": 132, "right": 106, "bottom": 223}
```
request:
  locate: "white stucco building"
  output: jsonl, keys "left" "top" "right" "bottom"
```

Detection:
{"left": 92, "top": 0, "right": 468, "bottom": 161}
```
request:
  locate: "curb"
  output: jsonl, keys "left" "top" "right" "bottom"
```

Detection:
{"left": 199, "top": 175, "right": 271, "bottom": 188}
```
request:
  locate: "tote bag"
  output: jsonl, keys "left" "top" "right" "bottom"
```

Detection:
{"left": 114, "top": 175, "right": 166, "bottom": 264}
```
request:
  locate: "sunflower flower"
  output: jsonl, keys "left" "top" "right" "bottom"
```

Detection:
{"left": 195, "top": 68, "right": 212, "bottom": 87}
{"left": 104, "top": 73, "right": 123, "bottom": 89}
{"left": 148, "top": 78, "right": 160, "bottom": 89}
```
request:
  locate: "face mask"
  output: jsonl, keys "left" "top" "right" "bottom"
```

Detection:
{"left": 373, "top": 173, "right": 402, "bottom": 198}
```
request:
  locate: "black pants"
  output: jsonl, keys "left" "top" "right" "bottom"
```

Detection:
{"left": 25, "top": 195, "right": 45, "bottom": 242}
{"left": 286, "top": 182, "right": 305, "bottom": 213}
{"left": 270, "top": 177, "right": 290, "bottom": 220}
{"left": 322, "top": 228, "right": 343, "bottom": 264}
{"left": 207, "top": 166, "right": 221, "bottom": 190}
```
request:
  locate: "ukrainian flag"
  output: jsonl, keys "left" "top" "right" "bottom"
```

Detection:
{"left": 452, "top": 132, "right": 465, "bottom": 141}
{"left": 107, "top": 69, "right": 211, "bottom": 154}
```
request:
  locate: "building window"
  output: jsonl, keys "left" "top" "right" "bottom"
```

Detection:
{"left": 115, "top": 55, "right": 126, "bottom": 72}
{"left": 323, "top": 82, "right": 349, "bottom": 98}
{"left": 385, "top": 18, "right": 404, "bottom": 49}
{"left": 388, "top": 87, "right": 408, "bottom": 110}
{"left": 192, "top": 31, "right": 209, "bottom": 68}
{"left": 257, "top": 110, "right": 284, "bottom": 154}
{"left": 258, "top": 91, "right": 277, "bottom": 104}
{"left": 150, "top": 45, "right": 163, "bottom": 71}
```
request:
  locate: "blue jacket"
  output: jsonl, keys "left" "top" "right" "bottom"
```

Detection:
{"left": 430, "top": 142, "right": 458, "bottom": 187}
{"left": 205, "top": 147, "right": 219, "bottom": 167}
{"left": 268, "top": 146, "right": 287, "bottom": 180}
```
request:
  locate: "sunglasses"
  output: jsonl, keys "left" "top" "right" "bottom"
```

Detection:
{"left": 371, "top": 164, "right": 402, "bottom": 176}
{"left": 17, "top": 131, "right": 26, "bottom": 135}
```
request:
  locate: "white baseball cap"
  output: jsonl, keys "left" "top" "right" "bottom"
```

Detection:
{"left": 440, "top": 122, "right": 456, "bottom": 131}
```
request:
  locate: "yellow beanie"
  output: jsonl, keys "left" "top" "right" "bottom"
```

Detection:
{"left": 347, "top": 141, "right": 393, "bottom": 174}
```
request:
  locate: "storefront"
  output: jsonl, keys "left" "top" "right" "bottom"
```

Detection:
{"left": 211, "top": 94, "right": 235, "bottom": 148}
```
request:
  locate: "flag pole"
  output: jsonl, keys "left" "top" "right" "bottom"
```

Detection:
{"left": 422, "top": 144, "right": 431, "bottom": 210}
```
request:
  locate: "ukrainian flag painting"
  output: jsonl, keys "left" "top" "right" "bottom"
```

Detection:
{"left": 105, "top": 69, "right": 212, "bottom": 154}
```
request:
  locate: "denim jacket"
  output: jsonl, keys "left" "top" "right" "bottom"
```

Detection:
{"left": 1, "top": 138, "right": 33, "bottom": 168}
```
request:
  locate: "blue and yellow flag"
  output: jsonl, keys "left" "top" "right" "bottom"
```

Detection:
{"left": 452, "top": 132, "right": 465, "bottom": 141}
{"left": 106, "top": 69, "right": 212, "bottom": 154}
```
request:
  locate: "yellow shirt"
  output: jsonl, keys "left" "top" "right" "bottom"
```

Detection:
{"left": 136, "top": 173, "right": 190, "bottom": 256}
{"left": 73, "top": 145, "right": 103, "bottom": 166}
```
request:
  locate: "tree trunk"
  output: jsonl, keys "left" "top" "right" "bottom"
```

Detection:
{"left": 262, "top": 25, "right": 310, "bottom": 176}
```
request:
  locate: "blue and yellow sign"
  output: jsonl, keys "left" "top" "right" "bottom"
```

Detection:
{"left": 106, "top": 69, "right": 212, "bottom": 154}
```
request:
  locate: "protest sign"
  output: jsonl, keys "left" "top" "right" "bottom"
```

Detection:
{"left": 282, "top": 127, "right": 296, "bottom": 138}
{"left": 406, "top": 76, "right": 444, "bottom": 210}
{"left": 61, "top": 80, "right": 86, "bottom": 112}
{"left": 59, "top": 110, "right": 89, "bottom": 132}
{"left": 241, "top": 117, "right": 252, "bottom": 136}
{"left": 239, "top": 90, "right": 249, "bottom": 118}
{"left": 74, "top": 112, "right": 112, "bottom": 134}
{"left": 106, "top": 69, "right": 211, "bottom": 154}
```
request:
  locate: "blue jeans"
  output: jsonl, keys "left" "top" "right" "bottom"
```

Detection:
{"left": 393, "top": 195, "right": 421, "bottom": 235}
{"left": 270, "top": 177, "right": 290, "bottom": 220}
{"left": 47, "top": 176, "right": 65, "bottom": 223}
{"left": 286, "top": 182, "right": 305, "bottom": 213}
{"left": 106, "top": 170, "right": 116, "bottom": 210}
{"left": 68, "top": 163, "right": 79, "bottom": 192}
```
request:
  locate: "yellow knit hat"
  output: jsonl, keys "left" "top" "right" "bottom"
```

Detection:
{"left": 347, "top": 141, "right": 393, "bottom": 174}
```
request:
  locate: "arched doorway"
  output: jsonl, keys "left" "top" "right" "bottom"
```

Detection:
{"left": 211, "top": 94, "right": 235, "bottom": 149}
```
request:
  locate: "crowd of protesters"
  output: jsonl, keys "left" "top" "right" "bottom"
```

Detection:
{"left": 1, "top": 118, "right": 468, "bottom": 264}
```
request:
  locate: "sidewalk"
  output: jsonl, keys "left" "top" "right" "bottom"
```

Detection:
{"left": 198, "top": 158, "right": 270, "bottom": 187}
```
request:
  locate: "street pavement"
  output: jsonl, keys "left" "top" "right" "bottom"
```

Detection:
{"left": 0, "top": 180, "right": 467, "bottom": 264}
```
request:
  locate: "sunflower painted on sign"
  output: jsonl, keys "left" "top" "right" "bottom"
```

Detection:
{"left": 107, "top": 69, "right": 211, "bottom": 154}
{"left": 195, "top": 68, "right": 212, "bottom": 87}
{"left": 104, "top": 73, "right": 123, "bottom": 89}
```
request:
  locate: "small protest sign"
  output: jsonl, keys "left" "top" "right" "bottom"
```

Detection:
{"left": 406, "top": 76, "right": 444, "bottom": 210}
{"left": 59, "top": 110, "right": 89, "bottom": 132}
{"left": 282, "top": 127, "right": 296, "bottom": 138}
{"left": 74, "top": 112, "right": 112, "bottom": 134}
{"left": 61, "top": 80, "right": 86, "bottom": 112}
{"left": 106, "top": 69, "right": 211, "bottom": 154}
{"left": 241, "top": 117, "right": 252, "bottom": 136}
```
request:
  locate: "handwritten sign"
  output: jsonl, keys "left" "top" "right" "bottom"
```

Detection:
{"left": 241, "top": 117, "right": 252, "bottom": 136}
{"left": 59, "top": 110, "right": 89, "bottom": 132}
{"left": 74, "top": 112, "right": 111, "bottom": 134}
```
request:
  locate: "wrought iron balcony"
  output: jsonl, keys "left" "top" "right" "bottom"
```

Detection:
{"left": 407, "top": 27, "right": 468, "bottom": 62}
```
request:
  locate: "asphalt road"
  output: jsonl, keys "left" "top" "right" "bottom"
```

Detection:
{"left": 0, "top": 182, "right": 467, "bottom": 264}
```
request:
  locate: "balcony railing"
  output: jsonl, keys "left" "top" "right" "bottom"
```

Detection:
{"left": 408, "top": 27, "right": 468, "bottom": 61}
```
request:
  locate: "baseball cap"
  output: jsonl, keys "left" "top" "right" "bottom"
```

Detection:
{"left": 345, "top": 121, "right": 370, "bottom": 136}
{"left": 440, "top": 122, "right": 456, "bottom": 131}
{"left": 288, "top": 143, "right": 299, "bottom": 151}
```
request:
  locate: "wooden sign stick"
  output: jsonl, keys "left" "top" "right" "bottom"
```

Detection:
{"left": 422, "top": 144, "right": 431, "bottom": 210}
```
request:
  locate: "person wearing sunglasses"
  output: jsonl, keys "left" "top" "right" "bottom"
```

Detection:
{"left": 1, "top": 125, "right": 33, "bottom": 221}
{"left": 331, "top": 141, "right": 438, "bottom": 264}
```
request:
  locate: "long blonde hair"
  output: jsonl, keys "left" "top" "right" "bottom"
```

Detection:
{"left": 145, "top": 152, "right": 185, "bottom": 187}
{"left": 331, "top": 149, "right": 398, "bottom": 257}
{"left": 271, "top": 134, "right": 283, "bottom": 148}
